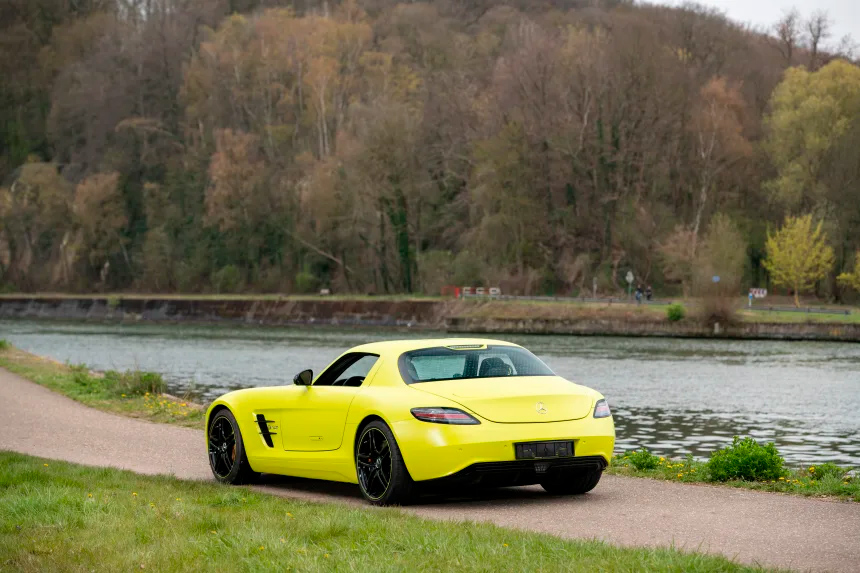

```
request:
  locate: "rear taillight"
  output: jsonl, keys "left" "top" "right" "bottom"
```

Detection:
{"left": 410, "top": 407, "right": 480, "bottom": 425}
{"left": 593, "top": 399, "right": 611, "bottom": 418}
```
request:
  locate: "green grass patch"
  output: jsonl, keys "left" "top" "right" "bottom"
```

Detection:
{"left": 0, "top": 452, "right": 773, "bottom": 572}
{"left": 0, "top": 344, "right": 203, "bottom": 429}
{"left": 608, "top": 448, "right": 859, "bottom": 502}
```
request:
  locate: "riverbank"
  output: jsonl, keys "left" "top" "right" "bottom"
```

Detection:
{"left": 0, "top": 342, "right": 203, "bottom": 428}
{"left": 0, "top": 452, "right": 763, "bottom": 573}
{"left": 1, "top": 294, "right": 859, "bottom": 341}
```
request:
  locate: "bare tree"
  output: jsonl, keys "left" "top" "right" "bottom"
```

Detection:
{"left": 805, "top": 10, "right": 831, "bottom": 70}
{"left": 774, "top": 8, "right": 801, "bottom": 65}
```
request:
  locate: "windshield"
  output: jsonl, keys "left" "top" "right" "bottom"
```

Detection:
{"left": 398, "top": 345, "right": 554, "bottom": 384}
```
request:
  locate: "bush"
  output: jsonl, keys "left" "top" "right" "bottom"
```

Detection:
{"left": 807, "top": 462, "right": 847, "bottom": 480}
{"left": 293, "top": 271, "right": 320, "bottom": 294}
{"left": 627, "top": 448, "right": 660, "bottom": 471}
{"left": 71, "top": 366, "right": 166, "bottom": 397}
{"left": 105, "top": 370, "right": 166, "bottom": 396}
{"left": 698, "top": 295, "right": 737, "bottom": 326}
{"left": 666, "top": 303, "right": 686, "bottom": 322}
{"left": 212, "top": 265, "right": 243, "bottom": 294}
{"left": 706, "top": 436, "right": 787, "bottom": 482}
{"left": 0, "top": 339, "right": 9, "bottom": 351}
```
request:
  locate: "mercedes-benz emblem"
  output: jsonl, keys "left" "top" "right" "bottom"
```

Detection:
{"left": 535, "top": 401, "right": 547, "bottom": 414}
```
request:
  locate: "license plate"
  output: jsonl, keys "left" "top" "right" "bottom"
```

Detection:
{"left": 514, "top": 440, "right": 575, "bottom": 460}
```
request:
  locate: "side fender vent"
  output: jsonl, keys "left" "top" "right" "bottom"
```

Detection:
{"left": 255, "top": 414, "right": 278, "bottom": 448}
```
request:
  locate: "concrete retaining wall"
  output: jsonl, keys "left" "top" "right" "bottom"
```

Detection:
{"left": 445, "top": 316, "right": 860, "bottom": 342}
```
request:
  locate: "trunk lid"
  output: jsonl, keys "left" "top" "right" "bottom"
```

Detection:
{"left": 413, "top": 376, "right": 595, "bottom": 423}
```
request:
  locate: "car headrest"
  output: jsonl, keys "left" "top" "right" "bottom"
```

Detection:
{"left": 406, "top": 360, "right": 419, "bottom": 381}
{"left": 479, "top": 357, "right": 511, "bottom": 377}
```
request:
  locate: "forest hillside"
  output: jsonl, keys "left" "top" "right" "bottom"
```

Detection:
{"left": 1, "top": 0, "right": 859, "bottom": 299}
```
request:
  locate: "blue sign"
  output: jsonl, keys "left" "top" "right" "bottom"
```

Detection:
{"left": 712, "top": 276, "right": 720, "bottom": 283}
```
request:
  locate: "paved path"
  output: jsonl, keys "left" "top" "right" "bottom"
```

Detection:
{"left": 1, "top": 368, "right": 858, "bottom": 572}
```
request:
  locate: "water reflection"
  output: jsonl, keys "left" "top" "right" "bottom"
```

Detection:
{"left": 1, "top": 320, "right": 858, "bottom": 465}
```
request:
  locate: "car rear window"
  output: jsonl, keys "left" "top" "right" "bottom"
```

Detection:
{"left": 398, "top": 345, "right": 554, "bottom": 384}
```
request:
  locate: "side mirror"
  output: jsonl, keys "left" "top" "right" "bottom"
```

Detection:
{"left": 293, "top": 369, "right": 313, "bottom": 386}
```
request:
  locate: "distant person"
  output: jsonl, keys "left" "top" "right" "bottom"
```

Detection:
{"left": 635, "top": 284, "right": 643, "bottom": 304}
{"left": 645, "top": 285, "right": 653, "bottom": 301}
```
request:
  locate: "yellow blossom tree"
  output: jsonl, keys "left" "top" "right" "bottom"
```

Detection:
{"left": 837, "top": 252, "right": 860, "bottom": 292}
{"left": 763, "top": 214, "right": 834, "bottom": 307}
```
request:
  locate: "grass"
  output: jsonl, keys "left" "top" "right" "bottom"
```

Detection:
{"left": 737, "top": 309, "right": 860, "bottom": 324}
{"left": 0, "top": 343, "right": 204, "bottom": 429}
{"left": 0, "top": 452, "right": 774, "bottom": 573}
{"left": 608, "top": 451, "right": 859, "bottom": 502}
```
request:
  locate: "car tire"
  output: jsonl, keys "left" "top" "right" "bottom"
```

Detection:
{"left": 208, "top": 408, "right": 259, "bottom": 485}
{"left": 355, "top": 420, "right": 415, "bottom": 506}
{"left": 540, "top": 467, "right": 602, "bottom": 495}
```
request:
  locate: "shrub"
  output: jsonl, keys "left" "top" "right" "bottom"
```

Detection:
{"left": 212, "top": 265, "right": 243, "bottom": 293}
{"left": 627, "top": 448, "right": 660, "bottom": 471}
{"left": 666, "top": 303, "right": 686, "bottom": 322}
{"left": 70, "top": 366, "right": 166, "bottom": 397}
{"left": 293, "top": 271, "right": 320, "bottom": 294}
{"left": 0, "top": 339, "right": 9, "bottom": 351}
{"left": 706, "top": 436, "right": 787, "bottom": 482}
{"left": 807, "top": 462, "right": 847, "bottom": 480}
{"left": 697, "top": 295, "right": 737, "bottom": 326}
{"left": 104, "top": 370, "right": 166, "bottom": 396}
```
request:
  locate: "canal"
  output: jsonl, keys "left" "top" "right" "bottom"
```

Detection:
{"left": 2, "top": 319, "right": 858, "bottom": 465}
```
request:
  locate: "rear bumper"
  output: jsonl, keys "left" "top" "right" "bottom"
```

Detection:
{"left": 421, "top": 456, "right": 608, "bottom": 489}
{"left": 392, "top": 415, "right": 615, "bottom": 482}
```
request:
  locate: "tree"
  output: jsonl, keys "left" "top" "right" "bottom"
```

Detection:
{"left": 837, "top": 252, "right": 860, "bottom": 292}
{"left": 659, "top": 226, "right": 697, "bottom": 297}
{"left": 73, "top": 172, "right": 129, "bottom": 284}
{"left": 763, "top": 214, "right": 834, "bottom": 307}
{"left": 694, "top": 214, "right": 746, "bottom": 296}
{"left": 764, "top": 60, "right": 860, "bottom": 211}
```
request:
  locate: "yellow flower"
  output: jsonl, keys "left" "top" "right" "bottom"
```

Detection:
{"left": 503, "top": 543, "right": 509, "bottom": 547}
{"left": 677, "top": 473, "right": 683, "bottom": 478}
{"left": 259, "top": 546, "right": 265, "bottom": 551}
{"left": 324, "top": 554, "right": 330, "bottom": 559}
{"left": 88, "top": 493, "right": 93, "bottom": 498}
{"left": 779, "top": 477, "right": 785, "bottom": 480}
{"left": 287, "top": 512, "right": 294, "bottom": 518}
{"left": 809, "top": 466, "right": 815, "bottom": 473}
{"left": 121, "top": 394, "right": 126, "bottom": 397}
{"left": 132, "top": 492, "right": 138, "bottom": 496}
{"left": 175, "top": 498, "right": 181, "bottom": 501}
{"left": 659, "top": 457, "right": 665, "bottom": 462}
{"left": 181, "top": 403, "right": 187, "bottom": 407}
{"left": 210, "top": 530, "right": 217, "bottom": 534}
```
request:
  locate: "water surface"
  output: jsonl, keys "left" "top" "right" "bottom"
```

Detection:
{"left": 2, "top": 319, "right": 858, "bottom": 465}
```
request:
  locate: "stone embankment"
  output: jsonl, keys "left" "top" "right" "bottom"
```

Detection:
{"left": 446, "top": 315, "right": 860, "bottom": 342}
{"left": 0, "top": 295, "right": 858, "bottom": 342}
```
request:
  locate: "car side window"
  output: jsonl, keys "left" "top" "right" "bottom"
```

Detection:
{"left": 314, "top": 353, "right": 379, "bottom": 387}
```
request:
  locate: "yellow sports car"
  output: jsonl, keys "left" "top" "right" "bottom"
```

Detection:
{"left": 206, "top": 338, "right": 614, "bottom": 505}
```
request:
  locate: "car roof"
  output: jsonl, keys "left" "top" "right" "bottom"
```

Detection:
{"left": 348, "top": 338, "right": 520, "bottom": 357}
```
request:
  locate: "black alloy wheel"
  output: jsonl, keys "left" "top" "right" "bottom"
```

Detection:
{"left": 209, "top": 415, "right": 236, "bottom": 478}
{"left": 207, "top": 409, "right": 259, "bottom": 485}
{"left": 357, "top": 427, "right": 392, "bottom": 500}
{"left": 355, "top": 420, "right": 414, "bottom": 505}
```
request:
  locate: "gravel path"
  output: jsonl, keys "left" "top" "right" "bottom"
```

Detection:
{"left": 1, "top": 367, "right": 858, "bottom": 572}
